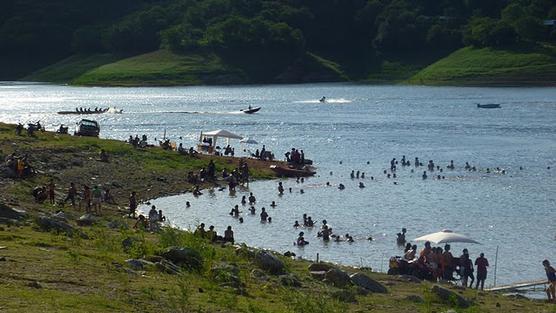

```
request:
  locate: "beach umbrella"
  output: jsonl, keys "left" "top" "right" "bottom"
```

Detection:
{"left": 413, "top": 229, "right": 480, "bottom": 244}
{"left": 240, "top": 137, "right": 258, "bottom": 144}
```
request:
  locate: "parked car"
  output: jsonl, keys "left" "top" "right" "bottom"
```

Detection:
{"left": 74, "top": 119, "right": 100, "bottom": 137}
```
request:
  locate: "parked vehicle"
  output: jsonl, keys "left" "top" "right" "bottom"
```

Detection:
{"left": 74, "top": 119, "right": 100, "bottom": 137}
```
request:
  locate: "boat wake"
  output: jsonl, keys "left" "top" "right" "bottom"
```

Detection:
{"left": 295, "top": 98, "right": 352, "bottom": 104}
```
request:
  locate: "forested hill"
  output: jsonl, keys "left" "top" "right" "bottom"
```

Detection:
{"left": 1, "top": 0, "right": 555, "bottom": 85}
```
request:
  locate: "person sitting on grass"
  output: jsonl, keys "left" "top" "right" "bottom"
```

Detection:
{"left": 194, "top": 223, "right": 206, "bottom": 238}
{"left": 206, "top": 225, "right": 217, "bottom": 242}
{"left": 224, "top": 226, "right": 234, "bottom": 243}
{"left": 133, "top": 215, "right": 148, "bottom": 230}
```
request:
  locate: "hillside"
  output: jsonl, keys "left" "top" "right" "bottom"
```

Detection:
{"left": 3, "top": 0, "right": 555, "bottom": 86}
{"left": 25, "top": 50, "right": 348, "bottom": 86}
{"left": 0, "top": 123, "right": 554, "bottom": 312}
{"left": 410, "top": 46, "right": 556, "bottom": 86}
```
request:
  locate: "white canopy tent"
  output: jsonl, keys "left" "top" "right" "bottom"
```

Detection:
{"left": 199, "top": 129, "right": 243, "bottom": 147}
{"left": 413, "top": 229, "right": 480, "bottom": 244}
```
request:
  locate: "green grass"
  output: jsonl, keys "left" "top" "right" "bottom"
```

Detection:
{"left": 73, "top": 50, "right": 247, "bottom": 86}
{"left": 364, "top": 61, "right": 424, "bottom": 83}
{"left": 24, "top": 54, "right": 124, "bottom": 83}
{"left": 409, "top": 46, "right": 556, "bottom": 86}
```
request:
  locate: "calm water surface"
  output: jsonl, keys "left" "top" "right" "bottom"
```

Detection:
{"left": 1, "top": 82, "right": 555, "bottom": 287}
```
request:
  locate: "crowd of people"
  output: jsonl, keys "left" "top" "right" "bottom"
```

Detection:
{"left": 389, "top": 234, "right": 490, "bottom": 290}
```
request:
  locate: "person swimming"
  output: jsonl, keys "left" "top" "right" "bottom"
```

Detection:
{"left": 278, "top": 182, "right": 284, "bottom": 194}
{"left": 270, "top": 201, "right": 277, "bottom": 207}
{"left": 294, "top": 220, "right": 300, "bottom": 228}
{"left": 359, "top": 182, "right": 365, "bottom": 188}
{"left": 338, "top": 184, "right": 345, "bottom": 190}
{"left": 422, "top": 171, "right": 428, "bottom": 179}
{"left": 297, "top": 232, "right": 309, "bottom": 246}
{"left": 249, "top": 206, "right": 256, "bottom": 214}
{"left": 260, "top": 207, "right": 268, "bottom": 222}
{"left": 241, "top": 195, "right": 247, "bottom": 205}
{"left": 319, "top": 96, "right": 326, "bottom": 103}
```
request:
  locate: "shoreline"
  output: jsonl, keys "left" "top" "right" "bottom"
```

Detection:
{"left": 0, "top": 122, "right": 553, "bottom": 311}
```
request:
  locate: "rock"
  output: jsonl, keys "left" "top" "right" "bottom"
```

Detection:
{"left": 250, "top": 269, "right": 268, "bottom": 281}
{"left": 107, "top": 220, "right": 127, "bottom": 229}
{"left": 210, "top": 263, "right": 241, "bottom": 288}
{"left": 160, "top": 247, "right": 203, "bottom": 271}
{"left": 126, "top": 259, "right": 155, "bottom": 271}
{"left": 121, "top": 237, "right": 136, "bottom": 252}
{"left": 0, "top": 217, "right": 20, "bottom": 225}
{"left": 36, "top": 215, "right": 75, "bottom": 237}
{"left": 144, "top": 255, "right": 164, "bottom": 263}
{"left": 254, "top": 250, "right": 285, "bottom": 275}
{"left": 405, "top": 295, "right": 424, "bottom": 303}
{"left": 349, "top": 272, "right": 387, "bottom": 293}
{"left": 280, "top": 274, "right": 302, "bottom": 287}
{"left": 398, "top": 274, "right": 422, "bottom": 283}
{"left": 308, "top": 263, "right": 334, "bottom": 272}
{"left": 27, "top": 281, "right": 42, "bottom": 289}
{"left": 331, "top": 289, "right": 357, "bottom": 303}
{"left": 234, "top": 244, "right": 256, "bottom": 259}
{"left": 0, "top": 256, "right": 6, "bottom": 261}
{"left": 431, "top": 285, "right": 471, "bottom": 308}
{"left": 71, "top": 159, "right": 83, "bottom": 167}
{"left": 310, "top": 270, "right": 327, "bottom": 280}
{"left": 156, "top": 259, "right": 181, "bottom": 275}
{"left": 324, "top": 268, "right": 351, "bottom": 288}
{"left": 77, "top": 214, "right": 97, "bottom": 226}
{"left": 283, "top": 251, "right": 296, "bottom": 257}
{"left": 0, "top": 204, "right": 27, "bottom": 220}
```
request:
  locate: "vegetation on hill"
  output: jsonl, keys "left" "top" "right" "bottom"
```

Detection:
{"left": 410, "top": 45, "right": 556, "bottom": 85}
{"left": 0, "top": 123, "right": 554, "bottom": 312}
{"left": 1, "top": 0, "right": 555, "bottom": 84}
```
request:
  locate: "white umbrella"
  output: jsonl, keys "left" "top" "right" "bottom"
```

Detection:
{"left": 413, "top": 229, "right": 480, "bottom": 244}
{"left": 240, "top": 137, "right": 258, "bottom": 144}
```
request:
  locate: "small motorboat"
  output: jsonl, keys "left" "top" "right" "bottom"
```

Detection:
{"left": 270, "top": 165, "right": 316, "bottom": 177}
{"left": 241, "top": 107, "right": 261, "bottom": 114}
{"left": 477, "top": 103, "right": 501, "bottom": 109}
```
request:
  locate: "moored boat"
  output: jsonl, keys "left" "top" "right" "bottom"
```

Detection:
{"left": 270, "top": 164, "right": 316, "bottom": 177}
{"left": 477, "top": 103, "right": 501, "bottom": 109}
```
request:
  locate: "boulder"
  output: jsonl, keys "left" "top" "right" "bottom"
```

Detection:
{"left": 210, "top": 263, "right": 241, "bottom": 288}
{"left": 349, "top": 272, "right": 387, "bottom": 293}
{"left": 280, "top": 274, "right": 302, "bottom": 287}
{"left": 156, "top": 259, "right": 181, "bottom": 275}
{"left": 324, "top": 268, "right": 351, "bottom": 288}
{"left": 431, "top": 285, "right": 471, "bottom": 308}
{"left": 398, "top": 274, "right": 422, "bottom": 283}
{"left": 36, "top": 215, "right": 75, "bottom": 236}
{"left": 254, "top": 250, "right": 285, "bottom": 275}
{"left": 160, "top": 247, "right": 203, "bottom": 271}
{"left": 310, "top": 271, "right": 327, "bottom": 280}
{"left": 308, "top": 262, "right": 334, "bottom": 272}
{"left": 121, "top": 237, "right": 136, "bottom": 252}
{"left": 234, "top": 244, "right": 256, "bottom": 259}
{"left": 0, "top": 204, "right": 27, "bottom": 220}
{"left": 77, "top": 214, "right": 97, "bottom": 226}
{"left": 126, "top": 259, "right": 155, "bottom": 271}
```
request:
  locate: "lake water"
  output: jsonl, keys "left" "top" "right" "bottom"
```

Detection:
{"left": 1, "top": 82, "right": 555, "bottom": 288}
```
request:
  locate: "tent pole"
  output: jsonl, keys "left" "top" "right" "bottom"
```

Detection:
{"left": 493, "top": 245, "right": 499, "bottom": 287}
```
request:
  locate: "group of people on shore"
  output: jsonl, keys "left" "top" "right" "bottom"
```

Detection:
{"left": 132, "top": 204, "right": 166, "bottom": 232}
{"left": 392, "top": 235, "right": 490, "bottom": 290}
{"left": 60, "top": 182, "right": 115, "bottom": 215}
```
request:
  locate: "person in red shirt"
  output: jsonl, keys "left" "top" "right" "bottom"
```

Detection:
{"left": 474, "top": 253, "right": 489, "bottom": 290}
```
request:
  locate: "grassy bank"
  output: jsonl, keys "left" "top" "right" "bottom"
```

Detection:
{"left": 409, "top": 46, "right": 556, "bottom": 86}
{"left": 0, "top": 123, "right": 554, "bottom": 312}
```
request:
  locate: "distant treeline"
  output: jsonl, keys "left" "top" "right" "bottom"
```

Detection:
{"left": 1, "top": 0, "right": 555, "bottom": 68}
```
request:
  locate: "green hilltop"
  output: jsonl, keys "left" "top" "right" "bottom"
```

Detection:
{"left": 2, "top": 0, "right": 556, "bottom": 86}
